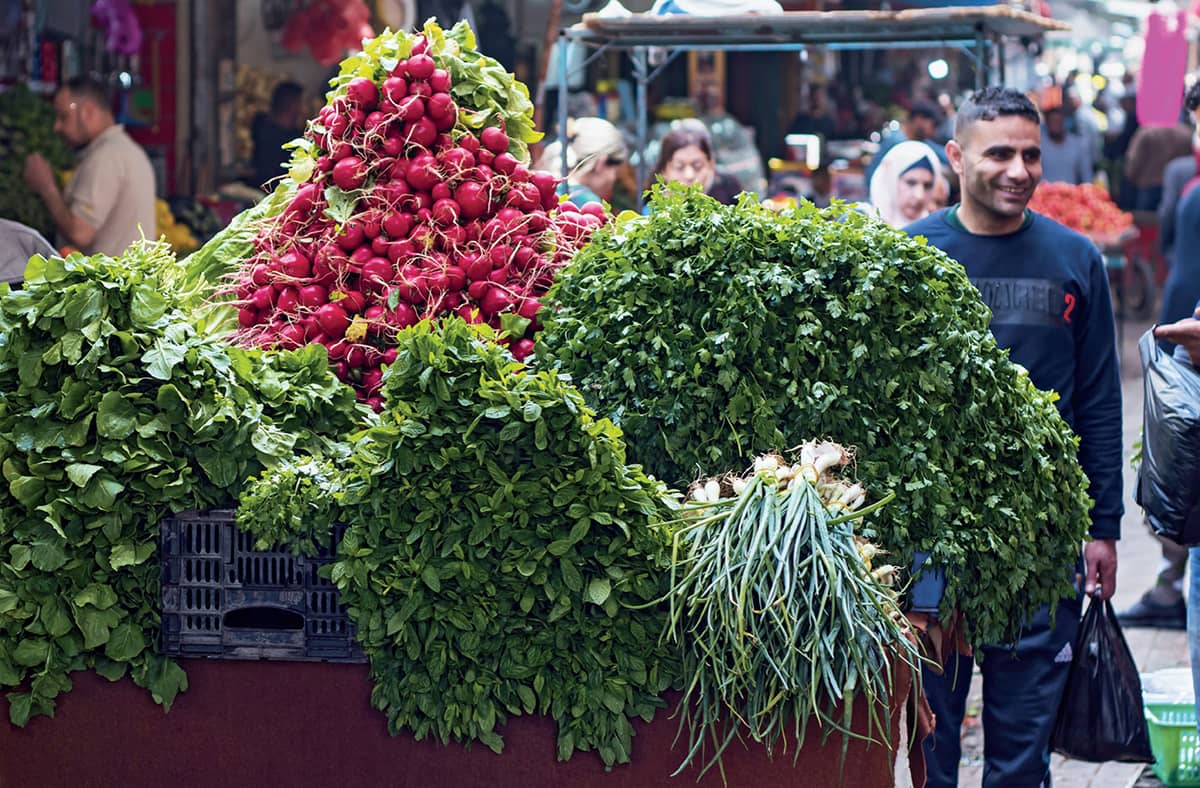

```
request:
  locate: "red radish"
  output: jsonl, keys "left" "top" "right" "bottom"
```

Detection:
{"left": 382, "top": 211, "right": 414, "bottom": 239}
{"left": 488, "top": 265, "right": 511, "bottom": 284}
{"left": 251, "top": 264, "right": 271, "bottom": 286}
{"left": 338, "top": 289, "right": 367, "bottom": 313}
{"left": 481, "top": 126, "right": 509, "bottom": 154}
{"left": 387, "top": 238, "right": 416, "bottom": 262}
{"left": 412, "top": 192, "right": 434, "bottom": 212}
{"left": 280, "top": 250, "right": 311, "bottom": 278}
{"left": 427, "top": 93, "right": 455, "bottom": 120}
{"left": 396, "top": 95, "right": 426, "bottom": 121}
{"left": 382, "top": 347, "right": 398, "bottom": 365}
{"left": 531, "top": 171, "right": 559, "bottom": 201}
{"left": 345, "top": 345, "right": 367, "bottom": 368}
{"left": 490, "top": 244, "right": 513, "bottom": 267}
{"left": 278, "top": 323, "right": 306, "bottom": 349}
{"left": 406, "top": 153, "right": 441, "bottom": 191}
{"left": 327, "top": 339, "right": 348, "bottom": 361}
{"left": 439, "top": 146, "right": 475, "bottom": 176}
{"left": 558, "top": 200, "right": 581, "bottom": 214}
{"left": 513, "top": 245, "right": 536, "bottom": 269}
{"left": 346, "top": 77, "right": 379, "bottom": 110}
{"left": 332, "top": 156, "right": 367, "bottom": 190}
{"left": 525, "top": 210, "right": 549, "bottom": 233}
{"left": 251, "top": 286, "right": 275, "bottom": 311}
{"left": 444, "top": 266, "right": 467, "bottom": 291}
{"left": 406, "top": 53, "right": 435, "bottom": 80}
{"left": 477, "top": 149, "right": 495, "bottom": 166}
{"left": 458, "top": 133, "right": 480, "bottom": 153}
{"left": 315, "top": 303, "right": 350, "bottom": 338}
{"left": 330, "top": 140, "right": 354, "bottom": 161}
{"left": 372, "top": 235, "right": 391, "bottom": 256}
{"left": 580, "top": 201, "right": 607, "bottom": 219}
{"left": 463, "top": 253, "right": 492, "bottom": 281}
{"left": 510, "top": 164, "right": 531, "bottom": 183}
{"left": 365, "top": 397, "right": 384, "bottom": 412}
{"left": 238, "top": 307, "right": 259, "bottom": 328}
{"left": 480, "top": 286, "right": 514, "bottom": 315}
{"left": 416, "top": 208, "right": 433, "bottom": 225}
{"left": 335, "top": 360, "right": 350, "bottom": 379}
{"left": 406, "top": 116, "right": 438, "bottom": 148}
{"left": 362, "top": 257, "right": 395, "bottom": 291}
{"left": 328, "top": 113, "right": 349, "bottom": 138}
{"left": 408, "top": 224, "right": 434, "bottom": 250}
{"left": 382, "top": 132, "right": 404, "bottom": 157}
{"left": 287, "top": 183, "right": 321, "bottom": 216}
{"left": 455, "top": 181, "right": 490, "bottom": 220}
{"left": 317, "top": 155, "right": 334, "bottom": 172}
{"left": 388, "top": 302, "right": 418, "bottom": 328}
{"left": 435, "top": 133, "right": 455, "bottom": 150}
{"left": 410, "top": 81, "right": 432, "bottom": 99}
{"left": 443, "top": 291, "right": 464, "bottom": 309}
{"left": 365, "top": 111, "right": 388, "bottom": 133}
{"left": 438, "top": 224, "right": 467, "bottom": 251}
{"left": 493, "top": 152, "right": 518, "bottom": 176}
{"left": 431, "top": 182, "right": 452, "bottom": 201}
{"left": 361, "top": 367, "right": 384, "bottom": 395}
{"left": 517, "top": 297, "right": 542, "bottom": 320}
{"left": 350, "top": 245, "right": 373, "bottom": 267}
{"left": 509, "top": 338, "right": 535, "bottom": 362}
{"left": 277, "top": 286, "right": 301, "bottom": 313}
{"left": 299, "top": 284, "right": 328, "bottom": 309}
{"left": 382, "top": 76, "right": 408, "bottom": 103}
{"left": 430, "top": 69, "right": 452, "bottom": 93}
{"left": 411, "top": 36, "right": 430, "bottom": 55}
{"left": 468, "top": 280, "right": 490, "bottom": 301}
{"left": 360, "top": 211, "right": 383, "bottom": 239}
{"left": 432, "top": 198, "right": 460, "bottom": 226}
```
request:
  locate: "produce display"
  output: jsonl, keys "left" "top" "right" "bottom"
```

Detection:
{"left": 0, "top": 243, "right": 363, "bottom": 725}
{"left": 1028, "top": 181, "right": 1134, "bottom": 239}
{"left": 281, "top": 0, "right": 374, "bottom": 66}
{"left": 671, "top": 443, "right": 918, "bottom": 777}
{"left": 0, "top": 85, "right": 73, "bottom": 239}
{"left": 156, "top": 199, "right": 199, "bottom": 254}
{"left": 238, "top": 319, "right": 678, "bottom": 766}
{"left": 536, "top": 186, "right": 1093, "bottom": 648}
{"left": 230, "top": 20, "right": 604, "bottom": 404}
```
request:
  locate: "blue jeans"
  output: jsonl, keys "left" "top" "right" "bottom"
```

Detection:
{"left": 923, "top": 592, "right": 1083, "bottom": 787}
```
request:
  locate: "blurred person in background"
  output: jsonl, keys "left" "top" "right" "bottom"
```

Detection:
{"left": 805, "top": 165, "right": 833, "bottom": 209}
{"left": 865, "top": 99, "right": 948, "bottom": 184}
{"left": 250, "top": 81, "right": 305, "bottom": 190}
{"left": 648, "top": 121, "right": 742, "bottom": 205}
{"left": 1040, "top": 105, "right": 1093, "bottom": 184}
{"left": 537, "top": 117, "right": 628, "bottom": 206}
{"left": 867, "top": 139, "right": 941, "bottom": 228}
{"left": 0, "top": 218, "right": 55, "bottom": 285}
{"left": 22, "top": 75, "right": 156, "bottom": 257}
{"left": 1123, "top": 101, "right": 1193, "bottom": 211}
{"left": 1154, "top": 81, "right": 1200, "bottom": 263}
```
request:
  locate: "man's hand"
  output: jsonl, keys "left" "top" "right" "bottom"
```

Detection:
{"left": 23, "top": 153, "right": 58, "bottom": 199}
{"left": 1155, "top": 314, "right": 1200, "bottom": 365}
{"left": 1084, "top": 538, "right": 1118, "bottom": 601}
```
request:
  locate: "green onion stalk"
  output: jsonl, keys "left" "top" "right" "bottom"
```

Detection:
{"left": 667, "top": 441, "right": 922, "bottom": 781}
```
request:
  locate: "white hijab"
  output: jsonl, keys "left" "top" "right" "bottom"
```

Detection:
{"left": 868, "top": 140, "right": 942, "bottom": 228}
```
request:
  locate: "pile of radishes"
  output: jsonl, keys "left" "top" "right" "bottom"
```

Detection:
{"left": 232, "top": 28, "right": 610, "bottom": 409}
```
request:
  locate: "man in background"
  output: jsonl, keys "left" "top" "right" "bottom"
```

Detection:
{"left": 1123, "top": 105, "right": 1193, "bottom": 211}
{"left": 250, "top": 81, "right": 305, "bottom": 190}
{"left": 23, "top": 75, "right": 156, "bottom": 257}
{"left": 1040, "top": 105, "right": 1093, "bottom": 184}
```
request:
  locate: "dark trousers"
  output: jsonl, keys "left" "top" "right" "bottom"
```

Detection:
{"left": 922, "top": 593, "right": 1083, "bottom": 788}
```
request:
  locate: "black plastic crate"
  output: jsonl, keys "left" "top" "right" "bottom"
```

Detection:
{"left": 160, "top": 509, "right": 364, "bottom": 663}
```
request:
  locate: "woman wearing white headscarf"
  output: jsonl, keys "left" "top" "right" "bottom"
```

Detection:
{"left": 536, "top": 117, "right": 628, "bottom": 206}
{"left": 868, "top": 139, "right": 942, "bottom": 228}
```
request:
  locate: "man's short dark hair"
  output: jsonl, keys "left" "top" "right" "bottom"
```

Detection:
{"left": 271, "top": 81, "right": 304, "bottom": 115}
{"left": 954, "top": 86, "right": 1041, "bottom": 139}
{"left": 60, "top": 75, "right": 111, "bottom": 112}
{"left": 1185, "top": 80, "right": 1200, "bottom": 114}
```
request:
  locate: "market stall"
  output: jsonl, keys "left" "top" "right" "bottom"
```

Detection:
{"left": 553, "top": 5, "right": 1069, "bottom": 202}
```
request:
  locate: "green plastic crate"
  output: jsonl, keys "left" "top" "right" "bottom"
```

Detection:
{"left": 1146, "top": 703, "right": 1200, "bottom": 787}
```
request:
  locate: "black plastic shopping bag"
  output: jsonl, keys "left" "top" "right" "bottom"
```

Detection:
{"left": 1050, "top": 595, "right": 1154, "bottom": 763}
{"left": 1136, "top": 328, "right": 1200, "bottom": 545}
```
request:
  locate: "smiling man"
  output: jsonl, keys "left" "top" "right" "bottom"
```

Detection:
{"left": 905, "top": 87, "right": 1123, "bottom": 788}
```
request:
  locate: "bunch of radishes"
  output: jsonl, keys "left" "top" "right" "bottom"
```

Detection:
{"left": 231, "top": 25, "right": 609, "bottom": 409}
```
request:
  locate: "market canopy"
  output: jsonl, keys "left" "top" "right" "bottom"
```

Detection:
{"left": 569, "top": 5, "right": 1069, "bottom": 48}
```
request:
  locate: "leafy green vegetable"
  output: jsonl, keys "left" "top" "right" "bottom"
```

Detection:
{"left": 535, "top": 187, "right": 1093, "bottom": 648}
{"left": 239, "top": 318, "right": 678, "bottom": 766}
{"left": 0, "top": 242, "right": 364, "bottom": 725}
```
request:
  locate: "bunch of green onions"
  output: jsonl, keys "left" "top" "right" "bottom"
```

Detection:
{"left": 668, "top": 441, "right": 921, "bottom": 779}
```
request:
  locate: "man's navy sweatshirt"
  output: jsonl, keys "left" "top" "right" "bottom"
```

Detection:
{"left": 905, "top": 208, "right": 1123, "bottom": 540}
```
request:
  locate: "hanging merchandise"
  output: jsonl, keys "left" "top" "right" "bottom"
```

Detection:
{"left": 281, "top": 0, "right": 374, "bottom": 66}
{"left": 90, "top": 0, "right": 142, "bottom": 56}
{"left": 1136, "top": 4, "right": 1188, "bottom": 128}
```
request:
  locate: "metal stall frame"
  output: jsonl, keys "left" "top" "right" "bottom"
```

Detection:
{"left": 554, "top": 6, "right": 1068, "bottom": 205}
